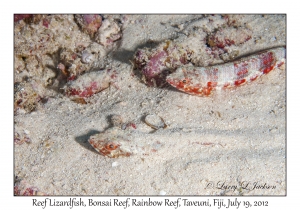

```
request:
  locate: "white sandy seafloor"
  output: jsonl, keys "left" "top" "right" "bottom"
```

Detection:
{"left": 14, "top": 14, "right": 286, "bottom": 195}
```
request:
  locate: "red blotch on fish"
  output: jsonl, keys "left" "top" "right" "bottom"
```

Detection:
{"left": 167, "top": 47, "right": 285, "bottom": 96}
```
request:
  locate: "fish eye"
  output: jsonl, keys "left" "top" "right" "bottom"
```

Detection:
{"left": 106, "top": 142, "right": 118, "bottom": 150}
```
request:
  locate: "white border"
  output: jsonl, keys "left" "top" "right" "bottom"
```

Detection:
{"left": 3, "top": 0, "right": 298, "bottom": 209}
